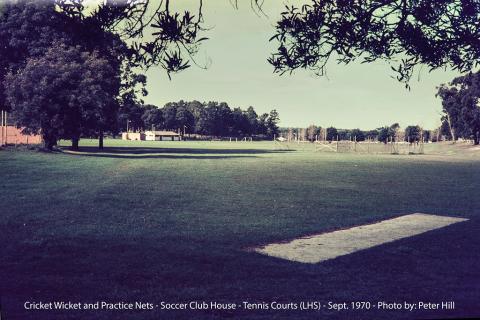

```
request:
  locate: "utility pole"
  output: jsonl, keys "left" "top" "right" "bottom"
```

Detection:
{"left": 1, "top": 110, "right": 3, "bottom": 146}
{"left": 1, "top": 110, "right": 7, "bottom": 146}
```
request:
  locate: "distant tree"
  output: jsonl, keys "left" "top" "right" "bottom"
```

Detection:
{"left": 404, "top": 125, "right": 422, "bottom": 143}
{"left": 257, "top": 113, "right": 269, "bottom": 136}
{"left": 184, "top": 100, "right": 205, "bottom": 135}
{"left": 326, "top": 126, "right": 338, "bottom": 141}
{"left": 319, "top": 127, "right": 327, "bottom": 141}
{"left": 202, "top": 102, "right": 232, "bottom": 137}
{"left": 307, "top": 124, "right": 317, "bottom": 142}
{"left": 423, "top": 130, "right": 431, "bottom": 142}
{"left": 162, "top": 103, "right": 178, "bottom": 130}
{"left": 141, "top": 106, "right": 163, "bottom": 131}
{"left": 299, "top": 128, "right": 307, "bottom": 141}
{"left": 287, "top": 128, "right": 294, "bottom": 141}
{"left": 245, "top": 106, "right": 259, "bottom": 135}
{"left": 266, "top": 109, "right": 280, "bottom": 138}
{"left": 194, "top": 108, "right": 208, "bottom": 135}
{"left": 338, "top": 130, "right": 349, "bottom": 141}
{"left": 390, "top": 123, "right": 401, "bottom": 141}
{"left": 365, "top": 129, "right": 379, "bottom": 141}
{"left": 350, "top": 129, "right": 365, "bottom": 142}
{"left": 231, "top": 107, "right": 250, "bottom": 137}
{"left": 440, "top": 120, "right": 453, "bottom": 141}
{"left": 431, "top": 127, "right": 441, "bottom": 142}
{"left": 377, "top": 126, "right": 395, "bottom": 144}
{"left": 5, "top": 44, "right": 119, "bottom": 150}
{"left": 176, "top": 103, "right": 195, "bottom": 135}
{"left": 218, "top": 102, "right": 233, "bottom": 137}
{"left": 118, "top": 103, "right": 146, "bottom": 133}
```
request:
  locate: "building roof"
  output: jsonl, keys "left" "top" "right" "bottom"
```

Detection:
{"left": 145, "top": 130, "right": 180, "bottom": 136}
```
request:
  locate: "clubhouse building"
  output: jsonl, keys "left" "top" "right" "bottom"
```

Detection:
{"left": 122, "top": 130, "right": 181, "bottom": 141}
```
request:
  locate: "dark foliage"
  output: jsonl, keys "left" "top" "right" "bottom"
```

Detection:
{"left": 269, "top": 0, "right": 480, "bottom": 88}
{"left": 437, "top": 72, "right": 480, "bottom": 144}
{"left": 4, "top": 44, "right": 119, "bottom": 150}
{"left": 326, "top": 126, "right": 338, "bottom": 141}
{"left": 123, "top": 100, "right": 279, "bottom": 139}
{"left": 405, "top": 125, "right": 422, "bottom": 142}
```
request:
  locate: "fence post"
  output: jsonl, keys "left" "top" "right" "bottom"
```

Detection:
{"left": 1, "top": 110, "right": 3, "bottom": 146}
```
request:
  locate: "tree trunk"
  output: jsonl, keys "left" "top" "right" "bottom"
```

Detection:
{"left": 446, "top": 113, "right": 455, "bottom": 143}
{"left": 474, "top": 132, "right": 479, "bottom": 145}
{"left": 98, "top": 130, "right": 104, "bottom": 149}
{"left": 42, "top": 134, "right": 57, "bottom": 151}
{"left": 71, "top": 136, "right": 79, "bottom": 151}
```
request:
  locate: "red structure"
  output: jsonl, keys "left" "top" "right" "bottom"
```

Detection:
{"left": 0, "top": 126, "right": 42, "bottom": 146}
{"left": 1, "top": 111, "right": 42, "bottom": 146}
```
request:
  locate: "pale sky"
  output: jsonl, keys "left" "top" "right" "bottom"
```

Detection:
{"left": 143, "top": 1, "right": 460, "bottom": 130}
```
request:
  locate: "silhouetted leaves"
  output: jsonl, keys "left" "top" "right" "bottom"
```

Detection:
{"left": 269, "top": 0, "right": 480, "bottom": 87}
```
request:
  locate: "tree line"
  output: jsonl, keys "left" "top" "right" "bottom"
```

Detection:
{"left": 279, "top": 123, "right": 440, "bottom": 144}
{"left": 121, "top": 101, "right": 280, "bottom": 139}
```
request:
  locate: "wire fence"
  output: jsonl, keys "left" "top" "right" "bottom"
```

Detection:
{"left": 274, "top": 139, "right": 426, "bottom": 154}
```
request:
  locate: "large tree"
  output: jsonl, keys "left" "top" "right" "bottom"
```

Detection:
{"left": 0, "top": 1, "right": 69, "bottom": 112}
{"left": 0, "top": 1, "right": 132, "bottom": 149}
{"left": 5, "top": 44, "right": 119, "bottom": 150}
{"left": 437, "top": 72, "right": 480, "bottom": 144}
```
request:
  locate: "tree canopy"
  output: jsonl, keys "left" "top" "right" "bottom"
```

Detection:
{"left": 268, "top": 0, "right": 480, "bottom": 88}
{"left": 129, "top": 101, "right": 280, "bottom": 139}
{"left": 404, "top": 125, "right": 422, "bottom": 142}
{"left": 437, "top": 72, "right": 480, "bottom": 144}
{"left": 4, "top": 43, "right": 119, "bottom": 149}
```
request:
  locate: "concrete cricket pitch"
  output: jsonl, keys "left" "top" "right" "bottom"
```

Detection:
{"left": 254, "top": 213, "right": 468, "bottom": 263}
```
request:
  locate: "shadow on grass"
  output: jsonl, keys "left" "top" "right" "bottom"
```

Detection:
{"left": 1, "top": 217, "right": 478, "bottom": 320}
{"left": 58, "top": 146, "right": 292, "bottom": 159}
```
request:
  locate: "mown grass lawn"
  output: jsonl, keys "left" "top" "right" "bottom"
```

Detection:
{"left": 1, "top": 140, "right": 479, "bottom": 319}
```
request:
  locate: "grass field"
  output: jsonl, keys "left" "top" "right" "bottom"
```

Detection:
{"left": 1, "top": 139, "right": 479, "bottom": 319}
